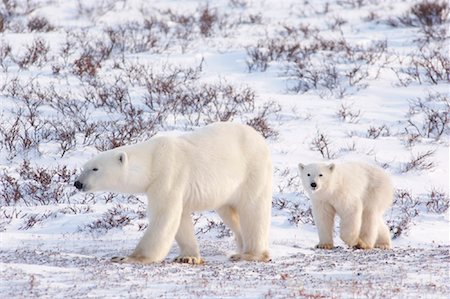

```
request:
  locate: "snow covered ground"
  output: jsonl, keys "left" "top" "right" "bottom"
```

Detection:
{"left": 0, "top": 0, "right": 449, "bottom": 298}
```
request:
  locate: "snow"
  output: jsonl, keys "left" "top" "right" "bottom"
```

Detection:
{"left": 1, "top": 0, "right": 449, "bottom": 298}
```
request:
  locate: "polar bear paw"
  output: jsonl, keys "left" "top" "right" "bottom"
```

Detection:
{"left": 173, "top": 256, "right": 204, "bottom": 265}
{"left": 354, "top": 239, "right": 372, "bottom": 250}
{"left": 111, "top": 256, "right": 149, "bottom": 264}
{"left": 229, "top": 251, "right": 271, "bottom": 262}
{"left": 374, "top": 243, "right": 391, "bottom": 250}
{"left": 315, "top": 243, "right": 334, "bottom": 250}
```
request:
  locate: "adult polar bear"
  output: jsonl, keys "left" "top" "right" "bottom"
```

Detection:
{"left": 74, "top": 122, "right": 272, "bottom": 264}
{"left": 298, "top": 162, "right": 392, "bottom": 250}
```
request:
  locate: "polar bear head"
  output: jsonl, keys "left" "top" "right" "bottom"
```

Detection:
{"left": 74, "top": 150, "right": 128, "bottom": 193}
{"left": 298, "top": 163, "right": 335, "bottom": 194}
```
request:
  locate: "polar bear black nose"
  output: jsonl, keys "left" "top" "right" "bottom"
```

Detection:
{"left": 310, "top": 182, "right": 317, "bottom": 188}
{"left": 74, "top": 181, "right": 83, "bottom": 190}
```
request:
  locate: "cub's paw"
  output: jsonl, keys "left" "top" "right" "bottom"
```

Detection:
{"left": 315, "top": 243, "right": 334, "bottom": 250}
{"left": 173, "top": 256, "right": 204, "bottom": 265}
{"left": 375, "top": 243, "right": 391, "bottom": 250}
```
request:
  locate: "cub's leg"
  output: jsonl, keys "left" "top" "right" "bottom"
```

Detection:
{"left": 311, "top": 200, "right": 336, "bottom": 249}
{"left": 338, "top": 202, "right": 362, "bottom": 248}
{"left": 356, "top": 209, "right": 378, "bottom": 249}
{"left": 374, "top": 219, "right": 391, "bottom": 249}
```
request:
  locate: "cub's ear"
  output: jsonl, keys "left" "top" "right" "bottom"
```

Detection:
{"left": 117, "top": 152, "right": 128, "bottom": 167}
{"left": 298, "top": 163, "right": 305, "bottom": 171}
{"left": 328, "top": 163, "right": 335, "bottom": 171}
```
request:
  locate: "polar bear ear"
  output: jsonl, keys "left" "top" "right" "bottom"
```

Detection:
{"left": 117, "top": 152, "right": 128, "bottom": 167}
{"left": 328, "top": 163, "right": 335, "bottom": 172}
{"left": 298, "top": 163, "right": 305, "bottom": 171}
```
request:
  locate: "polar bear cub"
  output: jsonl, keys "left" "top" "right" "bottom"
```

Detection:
{"left": 75, "top": 122, "right": 272, "bottom": 264}
{"left": 298, "top": 162, "right": 392, "bottom": 250}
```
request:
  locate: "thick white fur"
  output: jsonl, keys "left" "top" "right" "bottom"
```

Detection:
{"left": 76, "top": 122, "right": 272, "bottom": 263}
{"left": 298, "top": 162, "right": 393, "bottom": 250}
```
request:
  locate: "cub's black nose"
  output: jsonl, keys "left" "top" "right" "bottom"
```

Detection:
{"left": 74, "top": 181, "right": 83, "bottom": 190}
{"left": 310, "top": 182, "right": 317, "bottom": 188}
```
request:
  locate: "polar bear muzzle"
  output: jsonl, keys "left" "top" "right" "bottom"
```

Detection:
{"left": 74, "top": 180, "right": 83, "bottom": 190}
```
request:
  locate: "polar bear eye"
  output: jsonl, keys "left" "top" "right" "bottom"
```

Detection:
{"left": 319, "top": 174, "right": 323, "bottom": 177}
{"left": 92, "top": 168, "right": 98, "bottom": 172}
{"left": 307, "top": 173, "right": 311, "bottom": 177}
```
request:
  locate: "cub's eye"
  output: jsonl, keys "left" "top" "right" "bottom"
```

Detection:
{"left": 93, "top": 168, "right": 98, "bottom": 172}
{"left": 307, "top": 173, "right": 311, "bottom": 177}
{"left": 319, "top": 174, "right": 323, "bottom": 177}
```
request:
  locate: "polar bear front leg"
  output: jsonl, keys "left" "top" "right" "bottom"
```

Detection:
{"left": 111, "top": 194, "right": 183, "bottom": 264}
{"left": 338, "top": 203, "right": 362, "bottom": 248}
{"left": 311, "top": 200, "right": 336, "bottom": 249}
{"left": 174, "top": 212, "right": 203, "bottom": 265}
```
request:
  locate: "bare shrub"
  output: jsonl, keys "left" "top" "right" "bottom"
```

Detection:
{"left": 59, "top": 205, "right": 93, "bottom": 215}
{"left": 409, "top": 0, "right": 448, "bottom": 27}
{"left": 367, "top": 124, "right": 390, "bottom": 139}
{"left": 0, "top": 161, "right": 77, "bottom": 206}
{"left": 198, "top": 5, "right": 218, "bottom": 37}
{"left": 0, "top": 208, "right": 25, "bottom": 231}
{"left": 273, "top": 168, "right": 314, "bottom": 226}
{"left": 85, "top": 204, "right": 146, "bottom": 233}
{"left": 82, "top": 78, "right": 131, "bottom": 112}
{"left": 388, "top": 1, "right": 449, "bottom": 40}
{"left": 283, "top": 38, "right": 387, "bottom": 98}
{"left": 402, "top": 150, "right": 435, "bottom": 173}
{"left": 141, "top": 64, "right": 278, "bottom": 130}
{"left": 195, "top": 216, "right": 232, "bottom": 238}
{"left": 327, "top": 15, "right": 347, "bottom": 31}
{"left": 17, "top": 37, "right": 49, "bottom": 68}
{"left": 86, "top": 205, "right": 134, "bottom": 232}
{"left": 406, "top": 92, "right": 450, "bottom": 140}
{"left": 0, "top": 110, "right": 42, "bottom": 159}
{"left": 387, "top": 189, "right": 420, "bottom": 239}
{"left": 402, "top": 45, "right": 450, "bottom": 85}
{"left": 20, "top": 211, "right": 56, "bottom": 230}
{"left": 336, "top": 103, "right": 361, "bottom": 123}
{"left": 0, "top": 41, "right": 11, "bottom": 71}
{"left": 247, "top": 101, "right": 280, "bottom": 139}
{"left": 27, "top": 16, "right": 54, "bottom": 32}
{"left": 274, "top": 197, "right": 314, "bottom": 226}
{"left": 310, "top": 131, "right": 334, "bottom": 159}
{"left": 425, "top": 188, "right": 449, "bottom": 213}
{"left": 105, "top": 21, "right": 164, "bottom": 54}
{"left": 229, "top": 0, "right": 248, "bottom": 9}
{"left": 92, "top": 108, "right": 159, "bottom": 151}
{"left": 0, "top": 14, "right": 5, "bottom": 32}
{"left": 73, "top": 52, "right": 100, "bottom": 77}
{"left": 246, "top": 46, "right": 270, "bottom": 72}
{"left": 166, "top": 9, "right": 196, "bottom": 47}
{"left": 48, "top": 121, "right": 77, "bottom": 157}
{"left": 337, "top": 0, "right": 372, "bottom": 8}
{"left": 0, "top": 171, "right": 22, "bottom": 206}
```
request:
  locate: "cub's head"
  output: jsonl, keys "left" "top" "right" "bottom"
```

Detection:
{"left": 74, "top": 151, "right": 128, "bottom": 192}
{"left": 298, "top": 162, "right": 335, "bottom": 194}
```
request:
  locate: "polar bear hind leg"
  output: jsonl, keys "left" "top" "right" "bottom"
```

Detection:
{"left": 229, "top": 186, "right": 271, "bottom": 262}
{"left": 217, "top": 206, "right": 243, "bottom": 254}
